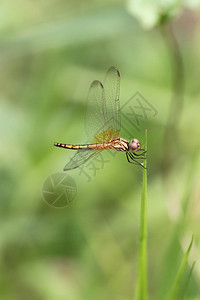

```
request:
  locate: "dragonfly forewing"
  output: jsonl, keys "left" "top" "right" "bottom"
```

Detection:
{"left": 103, "top": 66, "right": 121, "bottom": 137}
{"left": 85, "top": 67, "right": 121, "bottom": 143}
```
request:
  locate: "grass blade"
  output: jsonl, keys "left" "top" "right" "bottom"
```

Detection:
{"left": 168, "top": 236, "right": 194, "bottom": 300}
{"left": 181, "top": 261, "right": 196, "bottom": 300}
{"left": 135, "top": 129, "right": 148, "bottom": 300}
{"left": 155, "top": 146, "right": 199, "bottom": 300}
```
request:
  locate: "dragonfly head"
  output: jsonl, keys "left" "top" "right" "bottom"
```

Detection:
{"left": 130, "top": 138, "right": 141, "bottom": 152}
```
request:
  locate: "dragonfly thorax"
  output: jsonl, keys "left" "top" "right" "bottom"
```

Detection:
{"left": 110, "top": 137, "right": 129, "bottom": 152}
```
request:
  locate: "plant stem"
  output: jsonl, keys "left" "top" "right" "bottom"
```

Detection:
{"left": 135, "top": 129, "right": 148, "bottom": 300}
{"left": 160, "top": 23, "right": 184, "bottom": 175}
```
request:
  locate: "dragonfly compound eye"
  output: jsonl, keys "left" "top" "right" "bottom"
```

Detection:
{"left": 131, "top": 140, "right": 141, "bottom": 151}
{"left": 132, "top": 138, "right": 139, "bottom": 144}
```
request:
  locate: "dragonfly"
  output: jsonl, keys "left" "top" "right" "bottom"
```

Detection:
{"left": 54, "top": 67, "right": 146, "bottom": 170}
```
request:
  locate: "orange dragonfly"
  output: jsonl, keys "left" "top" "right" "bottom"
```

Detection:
{"left": 54, "top": 67, "right": 145, "bottom": 170}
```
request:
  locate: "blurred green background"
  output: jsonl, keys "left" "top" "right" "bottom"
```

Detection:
{"left": 0, "top": 1, "right": 200, "bottom": 299}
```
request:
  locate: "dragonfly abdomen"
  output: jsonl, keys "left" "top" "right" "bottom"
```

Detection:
{"left": 54, "top": 142, "right": 111, "bottom": 150}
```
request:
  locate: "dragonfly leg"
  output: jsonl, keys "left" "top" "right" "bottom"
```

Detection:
{"left": 129, "top": 152, "right": 146, "bottom": 160}
{"left": 133, "top": 151, "right": 147, "bottom": 157}
{"left": 129, "top": 152, "right": 146, "bottom": 169}
{"left": 126, "top": 152, "right": 136, "bottom": 164}
{"left": 126, "top": 152, "right": 146, "bottom": 168}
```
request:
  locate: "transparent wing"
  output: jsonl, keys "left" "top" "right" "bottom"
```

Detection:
{"left": 103, "top": 66, "right": 121, "bottom": 137}
{"left": 64, "top": 149, "right": 101, "bottom": 171}
{"left": 84, "top": 67, "right": 121, "bottom": 143}
{"left": 84, "top": 80, "right": 109, "bottom": 143}
{"left": 64, "top": 67, "right": 121, "bottom": 170}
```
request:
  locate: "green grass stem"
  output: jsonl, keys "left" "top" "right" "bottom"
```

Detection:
{"left": 135, "top": 129, "right": 148, "bottom": 300}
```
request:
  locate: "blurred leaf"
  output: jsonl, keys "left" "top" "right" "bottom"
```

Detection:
{"left": 127, "top": 0, "right": 200, "bottom": 29}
